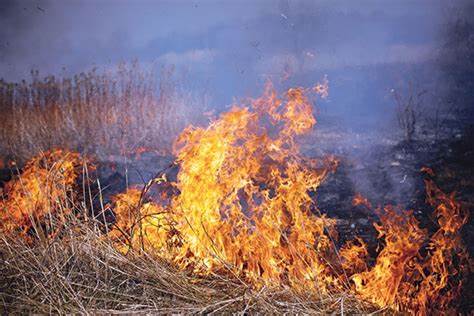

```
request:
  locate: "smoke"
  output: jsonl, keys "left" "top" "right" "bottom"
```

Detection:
{"left": 1, "top": 0, "right": 471, "bottom": 208}
{"left": 0, "top": 0, "right": 454, "bottom": 132}
{"left": 438, "top": 0, "right": 474, "bottom": 123}
{"left": 0, "top": 0, "right": 46, "bottom": 75}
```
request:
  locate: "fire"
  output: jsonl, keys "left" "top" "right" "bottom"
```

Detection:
{"left": 113, "top": 82, "right": 343, "bottom": 290}
{"left": 351, "top": 206, "right": 426, "bottom": 309}
{"left": 0, "top": 150, "right": 87, "bottom": 239}
{"left": 352, "top": 192, "right": 372, "bottom": 209}
{"left": 110, "top": 82, "right": 468, "bottom": 312}
{"left": 351, "top": 178, "right": 469, "bottom": 314}
{"left": 112, "top": 188, "right": 180, "bottom": 256}
{"left": 0, "top": 83, "right": 469, "bottom": 314}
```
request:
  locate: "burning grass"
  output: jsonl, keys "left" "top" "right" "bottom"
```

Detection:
{"left": 0, "top": 82, "right": 470, "bottom": 314}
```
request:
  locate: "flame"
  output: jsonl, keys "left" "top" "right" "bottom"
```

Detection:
{"left": 113, "top": 81, "right": 343, "bottom": 290}
{"left": 0, "top": 150, "right": 87, "bottom": 239}
{"left": 112, "top": 188, "right": 180, "bottom": 256}
{"left": 339, "top": 237, "right": 368, "bottom": 276}
{"left": 351, "top": 206, "right": 426, "bottom": 310}
{"left": 351, "top": 179, "right": 469, "bottom": 314}
{"left": 352, "top": 192, "right": 372, "bottom": 209}
{"left": 417, "top": 179, "right": 469, "bottom": 312}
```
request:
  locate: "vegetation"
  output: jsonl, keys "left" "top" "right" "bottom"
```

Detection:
{"left": 0, "top": 62, "right": 201, "bottom": 163}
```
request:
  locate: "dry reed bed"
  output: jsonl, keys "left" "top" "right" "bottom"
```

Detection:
{"left": 0, "top": 62, "right": 202, "bottom": 163}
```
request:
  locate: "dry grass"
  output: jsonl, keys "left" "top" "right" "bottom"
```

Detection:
{"left": 0, "top": 62, "right": 204, "bottom": 163}
{"left": 0, "top": 217, "right": 374, "bottom": 314}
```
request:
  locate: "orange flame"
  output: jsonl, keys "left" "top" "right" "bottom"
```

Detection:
{"left": 351, "top": 179, "right": 469, "bottom": 314}
{"left": 0, "top": 150, "right": 87, "bottom": 239}
{"left": 353, "top": 192, "right": 372, "bottom": 209}
{"left": 114, "top": 81, "right": 342, "bottom": 290}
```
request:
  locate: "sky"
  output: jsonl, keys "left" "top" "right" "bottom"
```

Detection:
{"left": 0, "top": 0, "right": 463, "bottom": 129}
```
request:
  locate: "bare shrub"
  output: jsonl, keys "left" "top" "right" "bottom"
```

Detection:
{"left": 391, "top": 82, "right": 427, "bottom": 143}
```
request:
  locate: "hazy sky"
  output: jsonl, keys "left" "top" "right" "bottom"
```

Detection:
{"left": 0, "top": 0, "right": 462, "bottom": 127}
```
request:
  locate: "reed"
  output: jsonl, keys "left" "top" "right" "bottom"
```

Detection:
{"left": 0, "top": 62, "right": 201, "bottom": 163}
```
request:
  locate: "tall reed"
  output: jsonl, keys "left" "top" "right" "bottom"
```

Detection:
{"left": 0, "top": 62, "right": 202, "bottom": 163}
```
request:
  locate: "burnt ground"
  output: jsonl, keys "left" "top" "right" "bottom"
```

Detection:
{"left": 318, "top": 135, "right": 474, "bottom": 253}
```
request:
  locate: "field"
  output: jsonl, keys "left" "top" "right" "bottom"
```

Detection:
{"left": 0, "top": 67, "right": 472, "bottom": 314}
